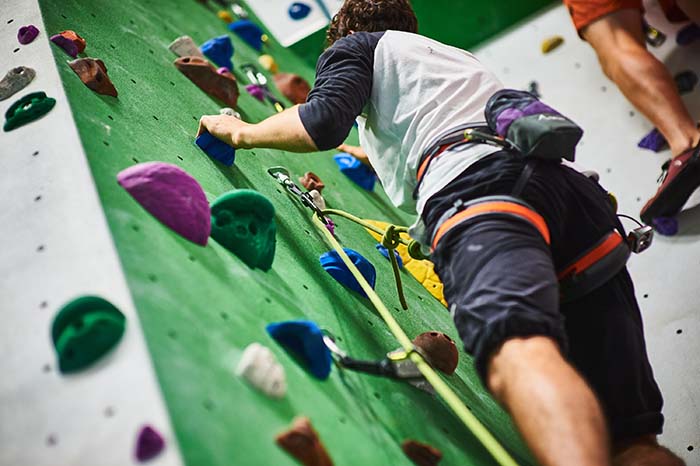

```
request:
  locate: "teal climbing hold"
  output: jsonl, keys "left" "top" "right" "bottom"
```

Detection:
{"left": 266, "top": 320, "right": 332, "bottom": 380}
{"left": 51, "top": 296, "right": 126, "bottom": 374}
{"left": 210, "top": 190, "right": 277, "bottom": 270}
{"left": 319, "top": 248, "right": 376, "bottom": 297}
{"left": 3, "top": 91, "right": 56, "bottom": 131}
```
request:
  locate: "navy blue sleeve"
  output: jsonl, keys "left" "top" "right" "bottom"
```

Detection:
{"left": 298, "top": 31, "right": 383, "bottom": 151}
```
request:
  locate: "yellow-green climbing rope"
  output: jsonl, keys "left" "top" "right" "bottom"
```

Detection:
{"left": 311, "top": 213, "right": 519, "bottom": 466}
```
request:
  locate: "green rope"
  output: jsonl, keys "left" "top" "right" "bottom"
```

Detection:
{"left": 312, "top": 213, "right": 519, "bottom": 466}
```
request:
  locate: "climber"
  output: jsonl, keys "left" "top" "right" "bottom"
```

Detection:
{"left": 196, "top": 1, "right": 682, "bottom": 465}
{"left": 562, "top": 0, "right": 700, "bottom": 224}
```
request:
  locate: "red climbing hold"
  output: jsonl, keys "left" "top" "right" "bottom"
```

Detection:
{"left": 273, "top": 72, "right": 311, "bottom": 105}
{"left": 276, "top": 417, "right": 334, "bottom": 466}
{"left": 68, "top": 58, "right": 118, "bottom": 97}
{"left": 17, "top": 25, "right": 40, "bottom": 45}
{"left": 174, "top": 56, "right": 239, "bottom": 107}
{"left": 135, "top": 425, "right": 165, "bottom": 462}
{"left": 117, "top": 162, "right": 211, "bottom": 246}
{"left": 401, "top": 440, "right": 443, "bottom": 466}
{"left": 299, "top": 172, "right": 325, "bottom": 193}
{"left": 50, "top": 30, "right": 86, "bottom": 58}
{"left": 413, "top": 331, "right": 458, "bottom": 375}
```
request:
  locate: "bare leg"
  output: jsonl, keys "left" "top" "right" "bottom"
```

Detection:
{"left": 613, "top": 435, "right": 685, "bottom": 466}
{"left": 583, "top": 9, "right": 700, "bottom": 156}
{"left": 487, "top": 336, "right": 611, "bottom": 466}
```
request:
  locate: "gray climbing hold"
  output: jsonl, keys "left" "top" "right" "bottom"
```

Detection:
{"left": 169, "top": 36, "right": 205, "bottom": 58}
{"left": 0, "top": 66, "right": 36, "bottom": 101}
{"left": 236, "top": 343, "right": 287, "bottom": 398}
{"left": 309, "top": 189, "right": 326, "bottom": 210}
{"left": 219, "top": 107, "right": 241, "bottom": 119}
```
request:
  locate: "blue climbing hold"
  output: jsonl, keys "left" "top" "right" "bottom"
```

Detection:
{"left": 333, "top": 153, "right": 376, "bottom": 191}
{"left": 319, "top": 248, "right": 376, "bottom": 297}
{"left": 195, "top": 131, "right": 235, "bottom": 166}
{"left": 652, "top": 216, "right": 678, "bottom": 236}
{"left": 229, "top": 20, "right": 264, "bottom": 52}
{"left": 266, "top": 320, "right": 331, "bottom": 380}
{"left": 375, "top": 243, "right": 403, "bottom": 268}
{"left": 200, "top": 35, "right": 234, "bottom": 71}
{"left": 288, "top": 2, "right": 312, "bottom": 20}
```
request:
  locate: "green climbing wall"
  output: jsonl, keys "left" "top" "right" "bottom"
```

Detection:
{"left": 38, "top": 1, "right": 537, "bottom": 465}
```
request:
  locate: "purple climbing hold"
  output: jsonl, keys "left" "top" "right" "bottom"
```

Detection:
{"left": 50, "top": 30, "right": 86, "bottom": 58}
{"left": 17, "top": 25, "right": 39, "bottom": 45}
{"left": 245, "top": 84, "right": 265, "bottom": 102}
{"left": 637, "top": 128, "right": 667, "bottom": 152}
{"left": 135, "top": 425, "right": 165, "bottom": 462}
{"left": 676, "top": 23, "right": 700, "bottom": 46}
{"left": 117, "top": 162, "right": 211, "bottom": 246}
{"left": 288, "top": 2, "right": 312, "bottom": 20}
{"left": 376, "top": 243, "right": 403, "bottom": 268}
{"left": 652, "top": 216, "right": 678, "bottom": 236}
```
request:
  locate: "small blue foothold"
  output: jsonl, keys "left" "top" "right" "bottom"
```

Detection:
{"left": 266, "top": 320, "right": 332, "bottom": 380}
{"left": 375, "top": 244, "right": 403, "bottom": 268}
{"left": 652, "top": 216, "right": 678, "bottom": 236}
{"left": 333, "top": 153, "right": 376, "bottom": 191}
{"left": 288, "top": 2, "right": 312, "bottom": 20}
{"left": 319, "top": 248, "right": 376, "bottom": 297}
{"left": 195, "top": 132, "right": 235, "bottom": 166}
{"left": 229, "top": 20, "right": 264, "bottom": 52}
{"left": 200, "top": 35, "right": 234, "bottom": 71}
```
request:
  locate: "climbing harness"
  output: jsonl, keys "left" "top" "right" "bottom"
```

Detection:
{"left": 267, "top": 167, "right": 519, "bottom": 466}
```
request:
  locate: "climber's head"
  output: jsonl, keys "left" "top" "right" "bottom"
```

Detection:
{"left": 326, "top": 0, "right": 418, "bottom": 47}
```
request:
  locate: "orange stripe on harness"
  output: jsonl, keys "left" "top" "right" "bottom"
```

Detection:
{"left": 431, "top": 201, "right": 551, "bottom": 250}
{"left": 416, "top": 143, "right": 451, "bottom": 182}
{"left": 556, "top": 231, "right": 624, "bottom": 281}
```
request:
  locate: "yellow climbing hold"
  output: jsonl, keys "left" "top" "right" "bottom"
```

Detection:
{"left": 217, "top": 10, "right": 233, "bottom": 23}
{"left": 541, "top": 35, "right": 564, "bottom": 54}
{"left": 258, "top": 54, "right": 279, "bottom": 74}
{"left": 364, "top": 219, "right": 447, "bottom": 307}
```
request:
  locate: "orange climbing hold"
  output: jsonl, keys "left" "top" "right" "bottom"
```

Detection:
{"left": 174, "top": 56, "right": 239, "bottom": 107}
{"left": 276, "top": 417, "right": 334, "bottom": 466}
{"left": 217, "top": 10, "right": 233, "bottom": 23}
{"left": 68, "top": 58, "right": 118, "bottom": 97}
{"left": 273, "top": 72, "right": 311, "bottom": 104}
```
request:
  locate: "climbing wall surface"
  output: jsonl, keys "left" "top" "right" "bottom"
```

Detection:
{"left": 473, "top": 3, "right": 700, "bottom": 464}
{"left": 0, "top": 1, "right": 183, "bottom": 465}
{"left": 31, "top": 1, "right": 537, "bottom": 465}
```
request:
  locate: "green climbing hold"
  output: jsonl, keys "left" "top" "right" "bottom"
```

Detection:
{"left": 210, "top": 189, "right": 276, "bottom": 271}
{"left": 3, "top": 91, "right": 56, "bottom": 131}
{"left": 51, "top": 296, "right": 126, "bottom": 374}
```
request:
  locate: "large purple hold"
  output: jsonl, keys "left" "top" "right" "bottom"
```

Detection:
{"left": 135, "top": 425, "right": 165, "bottom": 462}
{"left": 17, "top": 25, "right": 39, "bottom": 45}
{"left": 637, "top": 128, "right": 667, "bottom": 152}
{"left": 652, "top": 217, "right": 678, "bottom": 236}
{"left": 117, "top": 162, "right": 211, "bottom": 245}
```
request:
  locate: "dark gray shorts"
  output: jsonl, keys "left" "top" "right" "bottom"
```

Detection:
{"left": 424, "top": 152, "right": 664, "bottom": 440}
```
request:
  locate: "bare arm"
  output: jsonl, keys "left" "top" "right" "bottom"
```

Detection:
{"left": 197, "top": 105, "right": 318, "bottom": 153}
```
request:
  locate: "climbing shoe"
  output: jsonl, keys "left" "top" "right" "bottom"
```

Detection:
{"left": 640, "top": 145, "right": 700, "bottom": 224}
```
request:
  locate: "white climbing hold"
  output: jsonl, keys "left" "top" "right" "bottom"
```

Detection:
{"left": 309, "top": 189, "right": 326, "bottom": 210}
{"left": 168, "top": 36, "right": 204, "bottom": 59}
{"left": 219, "top": 107, "right": 241, "bottom": 119}
{"left": 236, "top": 343, "right": 286, "bottom": 398}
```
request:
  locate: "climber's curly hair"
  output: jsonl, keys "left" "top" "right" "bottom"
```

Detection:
{"left": 326, "top": 0, "right": 418, "bottom": 46}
